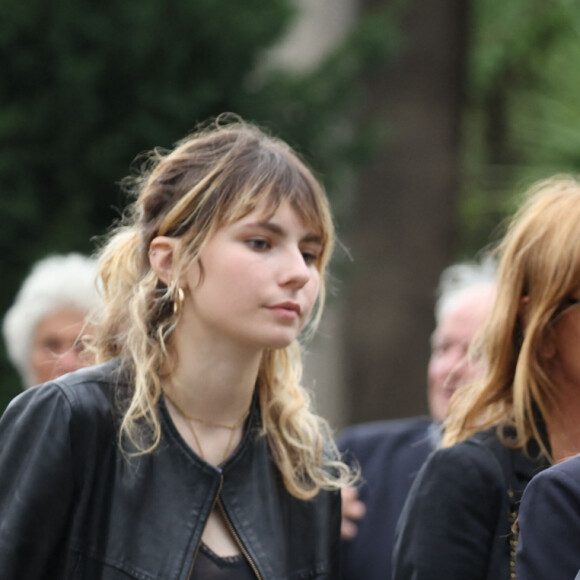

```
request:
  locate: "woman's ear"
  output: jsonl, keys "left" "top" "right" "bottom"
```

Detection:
{"left": 149, "top": 236, "right": 180, "bottom": 285}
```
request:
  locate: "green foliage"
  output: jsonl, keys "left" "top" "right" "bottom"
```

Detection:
{"left": 242, "top": 4, "right": 402, "bottom": 218}
{"left": 461, "top": 0, "right": 580, "bottom": 254}
{"left": 0, "top": 0, "right": 397, "bottom": 408}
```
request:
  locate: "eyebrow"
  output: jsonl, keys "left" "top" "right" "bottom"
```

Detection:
{"left": 246, "top": 220, "right": 323, "bottom": 244}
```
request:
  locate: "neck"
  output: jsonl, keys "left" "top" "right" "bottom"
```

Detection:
{"left": 548, "top": 384, "right": 580, "bottom": 463}
{"left": 166, "top": 325, "right": 261, "bottom": 426}
{"left": 162, "top": 344, "right": 260, "bottom": 466}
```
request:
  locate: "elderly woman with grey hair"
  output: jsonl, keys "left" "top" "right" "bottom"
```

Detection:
{"left": 2, "top": 253, "right": 100, "bottom": 388}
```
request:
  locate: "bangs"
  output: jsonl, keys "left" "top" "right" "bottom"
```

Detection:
{"left": 217, "top": 150, "right": 333, "bottom": 252}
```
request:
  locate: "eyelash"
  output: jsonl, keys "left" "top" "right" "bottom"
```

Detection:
{"left": 246, "top": 238, "right": 320, "bottom": 265}
{"left": 301, "top": 251, "right": 319, "bottom": 266}
{"left": 247, "top": 238, "right": 271, "bottom": 251}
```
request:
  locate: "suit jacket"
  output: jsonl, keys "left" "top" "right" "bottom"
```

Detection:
{"left": 337, "top": 416, "right": 436, "bottom": 580}
{"left": 392, "top": 426, "right": 548, "bottom": 580}
{"left": 516, "top": 454, "right": 580, "bottom": 580}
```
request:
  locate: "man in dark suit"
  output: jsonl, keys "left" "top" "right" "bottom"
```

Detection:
{"left": 516, "top": 453, "right": 580, "bottom": 580}
{"left": 338, "top": 259, "right": 495, "bottom": 580}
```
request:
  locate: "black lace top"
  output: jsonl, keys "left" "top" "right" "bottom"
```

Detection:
{"left": 190, "top": 543, "right": 256, "bottom": 580}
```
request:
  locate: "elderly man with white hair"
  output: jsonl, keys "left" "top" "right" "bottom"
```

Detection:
{"left": 3, "top": 253, "right": 100, "bottom": 388}
{"left": 338, "top": 256, "right": 496, "bottom": 580}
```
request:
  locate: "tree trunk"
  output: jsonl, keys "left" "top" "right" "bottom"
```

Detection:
{"left": 342, "top": 0, "right": 469, "bottom": 424}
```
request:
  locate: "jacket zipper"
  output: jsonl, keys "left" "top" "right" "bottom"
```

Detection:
{"left": 186, "top": 476, "right": 224, "bottom": 579}
{"left": 218, "top": 495, "right": 263, "bottom": 580}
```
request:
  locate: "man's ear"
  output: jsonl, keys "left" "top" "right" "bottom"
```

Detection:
{"left": 149, "top": 236, "right": 180, "bottom": 285}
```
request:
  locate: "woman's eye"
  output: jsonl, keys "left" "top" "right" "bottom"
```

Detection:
{"left": 247, "top": 238, "right": 270, "bottom": 251}
{"left": 302, "top": 251, "right": 319, "bottom": 266}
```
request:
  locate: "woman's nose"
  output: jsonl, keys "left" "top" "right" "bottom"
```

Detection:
{"left": 280, "top": 249, "right": 311, "bottom": 288}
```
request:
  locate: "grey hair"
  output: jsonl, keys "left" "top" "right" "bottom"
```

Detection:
{"left": 2, "top": 253, "right": 101, "bottom": 387}
{"left": 435, "top": 254, "right": 497, "bottom": 324}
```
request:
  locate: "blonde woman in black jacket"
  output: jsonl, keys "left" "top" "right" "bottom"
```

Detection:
{"left": 0, "top": 116, "right": 352, "bottom": 579}
{"left": 393, "top": 176, "right": 580, "bottom": 580}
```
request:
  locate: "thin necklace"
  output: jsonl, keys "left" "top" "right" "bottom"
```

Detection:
{"left": 163, "top": 389, "right": 250, "bottom": 464}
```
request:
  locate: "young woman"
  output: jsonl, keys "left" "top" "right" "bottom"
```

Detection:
{"left": 392, "top": 175, "right": 580, "bottom": 580}
{"left": 0, "top": 117, "right": 351, "bottom": 579}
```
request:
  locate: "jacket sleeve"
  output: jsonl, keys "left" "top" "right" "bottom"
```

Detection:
{"left": 515, "top": 460, "right": 580, "bottom": 580}
{"left": 392, "top": 442, "right": 504, "bottom": 580}
{"left": 0, "top": 384, "right": 77, "bottom": 579}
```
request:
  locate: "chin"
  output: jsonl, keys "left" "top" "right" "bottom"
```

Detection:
{"left": 261, "top": 333, "right": 297, "bottom": 351}
{"left": 268, "top": 340, "right": 295, "bottom": 351}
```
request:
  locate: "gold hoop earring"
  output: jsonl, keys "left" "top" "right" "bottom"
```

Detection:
{"left": 173, "top": 287, "right": 185, "bottom": 317}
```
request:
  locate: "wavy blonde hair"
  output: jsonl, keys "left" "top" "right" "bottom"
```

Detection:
{"left": 91, "top": 116, "right": 353, "bottom": 499}
{"left": 443, "top": 175, "right": 580, "bottom": 460}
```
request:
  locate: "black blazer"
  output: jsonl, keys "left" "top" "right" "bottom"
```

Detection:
{"left": 392, "top": 427, "right": 548, "bottom": 580}
{"left": 337, "top": 416, "right": 435, "bottom": 580}
{"left": 0, "top": 360, "right": 341, "bottom": 580}
{"left": 516, "top": 453, "right": 580, "bottom": 580}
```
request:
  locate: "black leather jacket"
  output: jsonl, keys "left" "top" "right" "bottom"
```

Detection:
{"left": 0, "top": 360, "right": 341, "bottom": 579}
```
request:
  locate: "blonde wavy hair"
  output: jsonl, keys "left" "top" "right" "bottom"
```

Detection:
{"left": 443, "top": 175, "right": 580, "bottom": 461}
{"left": 91, "top": 116, "right": 353, "bottom": 499}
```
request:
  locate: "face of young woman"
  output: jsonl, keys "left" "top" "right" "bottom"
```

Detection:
{"left": 180, "top": 200, "right": 323, "bottom": 352}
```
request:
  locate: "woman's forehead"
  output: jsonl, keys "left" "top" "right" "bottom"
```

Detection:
{"left": 228, "top": 195, "right": 326, "bottom": 236}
